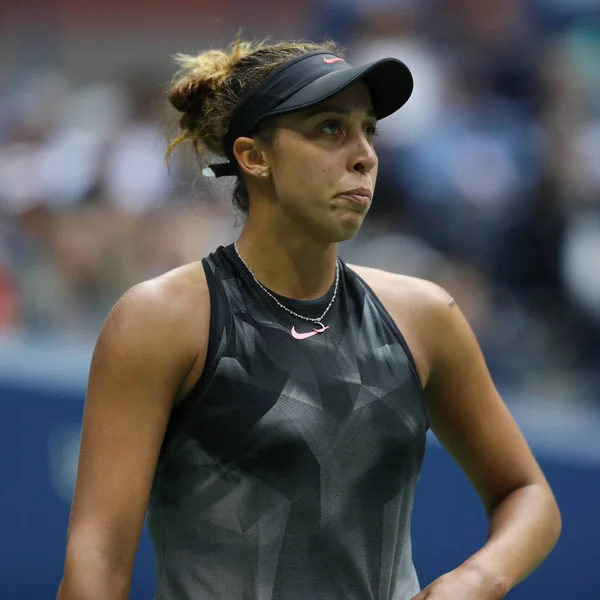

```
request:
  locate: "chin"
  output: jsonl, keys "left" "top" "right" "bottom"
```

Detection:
{"left": 297, "top": 205, "right": 367, "bottom": 243}
{"left": 308, "top": 219, "right": 363, "bottom": 244}
{"left": 330, "top": 213, "right": 366, "bottom": 242}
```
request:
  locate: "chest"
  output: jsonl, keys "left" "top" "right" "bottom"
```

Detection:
{"left": 188, "top": 302, "right": 428, "bottom": 469}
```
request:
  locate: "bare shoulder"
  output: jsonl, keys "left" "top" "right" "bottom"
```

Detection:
{"left": 347, "top": 263, "right": 457, "bottom": 387}
{"left": 97, "top": 260, "right": 210, "bottom": 404}
{"left": 347, "top": 263, "right": 455, "bottom": 310}
{"left": 104, "top": 261, "right": 208, "bottom": 346}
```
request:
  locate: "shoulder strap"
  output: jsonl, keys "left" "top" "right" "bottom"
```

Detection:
{"left": 166, "top": 254, "right": 233, "bottom": 429}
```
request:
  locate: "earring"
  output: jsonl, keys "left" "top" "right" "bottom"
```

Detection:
{"left": 260, "top": 170, "right": 268, "bottom": 178}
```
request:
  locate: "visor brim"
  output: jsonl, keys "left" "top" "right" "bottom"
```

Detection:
{"left": 270, "top": 58, "right": 413, "bottom": 120}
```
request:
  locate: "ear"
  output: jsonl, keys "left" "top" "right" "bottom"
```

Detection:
{"left": 232, "top": 137, "right": 269, "bottom": 178}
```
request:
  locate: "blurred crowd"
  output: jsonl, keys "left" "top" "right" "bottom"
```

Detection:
{"left": 0, "top": 0, "right": 599, "bottom": 404}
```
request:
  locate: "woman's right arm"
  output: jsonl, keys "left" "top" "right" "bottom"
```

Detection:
{"left": 57, "top": 270, "right": 209, "bottom": 600}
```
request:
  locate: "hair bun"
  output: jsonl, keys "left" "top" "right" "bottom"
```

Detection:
{"left": 168, "top": 79, "right": 214, "bottom": 115}
{"left": 165, "top": 38, "right": 345, "bottom": 170}
{"left": 167, "top": 50, "right": 237, "bottom": 116}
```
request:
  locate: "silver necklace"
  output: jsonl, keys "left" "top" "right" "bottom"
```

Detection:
{"left": 233, "top": 240, "right": 339, "bottom": 338}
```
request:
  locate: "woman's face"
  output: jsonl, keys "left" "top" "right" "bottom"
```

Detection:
{"left": 263, "top": 81, "right": 379, "bottom": 243}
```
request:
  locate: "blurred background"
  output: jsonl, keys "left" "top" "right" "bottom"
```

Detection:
{"left": 1, "top": 0, "right": 599, "bottom": 597}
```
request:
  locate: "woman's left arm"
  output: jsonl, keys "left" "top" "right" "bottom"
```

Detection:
{"left": 414, "top": 288, "right": 562, "bottom": 599}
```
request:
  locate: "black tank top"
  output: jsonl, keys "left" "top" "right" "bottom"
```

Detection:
{"left": 147, "top": 244, "right": 429, "bottom": 600}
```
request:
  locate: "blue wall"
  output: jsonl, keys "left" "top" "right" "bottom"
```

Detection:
{"left": 2, "top": 382, "right": 598, "bottom": 599}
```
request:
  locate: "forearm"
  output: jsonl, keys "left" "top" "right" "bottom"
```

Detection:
{"left": 461, "top": 482, "right": 561, "bottom": 594}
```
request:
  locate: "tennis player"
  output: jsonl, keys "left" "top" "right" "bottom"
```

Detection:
{"left": 57, "top": 38, "right": 561, "bottom": 600}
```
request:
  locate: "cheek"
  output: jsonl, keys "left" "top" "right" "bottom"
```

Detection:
{"left": 270, "top": 136, "right": 345, "bottom": 198}
{"left": 305, "top": 147, "right": 343, "bottom": 179}
{"left": 279, "top": 153, "right": 335, "bottom": 187}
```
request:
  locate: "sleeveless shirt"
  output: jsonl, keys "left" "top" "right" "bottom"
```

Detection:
{"left": 147, "top": 244, "right": 429, "bottom": 600}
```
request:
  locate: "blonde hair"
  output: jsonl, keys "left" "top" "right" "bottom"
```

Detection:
{"left": 166, "top": 36, "right": 344, "bottom": 215}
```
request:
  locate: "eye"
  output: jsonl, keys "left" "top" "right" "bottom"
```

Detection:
{"left": 320, "top": 120, "right": 342, "bottom": 135}
{"left": 365, "top": 124, "right": 379, "bottom": 139}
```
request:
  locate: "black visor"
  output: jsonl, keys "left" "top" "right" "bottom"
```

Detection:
{"left": 205, "top": 51, "right": 413, "bottom": 178}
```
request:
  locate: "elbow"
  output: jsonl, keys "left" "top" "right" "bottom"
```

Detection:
{"left": 531, "top": 479, "right": 562, "bottom": 548}
{"left": 488, "top": 480, "right": 563, "bottom": 547}
{"left": 58, "top": 553, "right": 131, "bottom": 600}
{"left": 57, "top": 575, "right": 129, "bottom": 600}
{"left": 548, "top": 487, "right": 563, "bottom": 547}
{"left": 519, "top": 481, "right": 563, "bottom": 549}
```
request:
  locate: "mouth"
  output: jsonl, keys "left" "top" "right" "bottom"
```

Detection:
{"left": 336, "top": 188, "right": 372, "bottom": 206}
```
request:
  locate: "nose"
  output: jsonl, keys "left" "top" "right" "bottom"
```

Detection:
{"left": 349, "top": 132, "right": 378, "bottom": 174}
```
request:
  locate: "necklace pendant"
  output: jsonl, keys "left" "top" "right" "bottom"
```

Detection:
{"left": 291, "top": 322, "right": 330, "bottom": 340}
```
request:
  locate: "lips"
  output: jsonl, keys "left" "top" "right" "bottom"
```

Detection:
{"left": 337, "top": 188, "right": 372, "bottom": 206}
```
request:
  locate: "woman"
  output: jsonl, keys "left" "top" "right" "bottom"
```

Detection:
{"left": 57, "top": 38, "right": 561, "bottom": 600}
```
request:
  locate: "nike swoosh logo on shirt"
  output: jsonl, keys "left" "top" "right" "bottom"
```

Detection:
{"left": 323, "top": 57, "right": 344, "bottom": 64}
{"left": 291, "top": 325, "right": 329, "bottom": 340}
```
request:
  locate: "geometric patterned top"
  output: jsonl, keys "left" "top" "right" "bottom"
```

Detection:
{"left": 147, "top": 243, "right": 429, "bottom": 600}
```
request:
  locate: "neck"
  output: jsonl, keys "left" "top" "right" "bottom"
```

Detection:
{"left": 235, "top": 219, "right": 338, "bottom": 301}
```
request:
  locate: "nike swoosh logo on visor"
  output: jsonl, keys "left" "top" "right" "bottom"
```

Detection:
{"left": 323, "top": 57, "right": 344, "bottom": 64}
{"left": 291, "top": 325, "right": 329, "bottom": 340}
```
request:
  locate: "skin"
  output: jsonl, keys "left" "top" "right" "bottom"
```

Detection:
{"left": 57, "top": 81, "right": 561, "bottom": 600}
{"left": 232, "top": 82, "right": 379, "bottom": 300}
